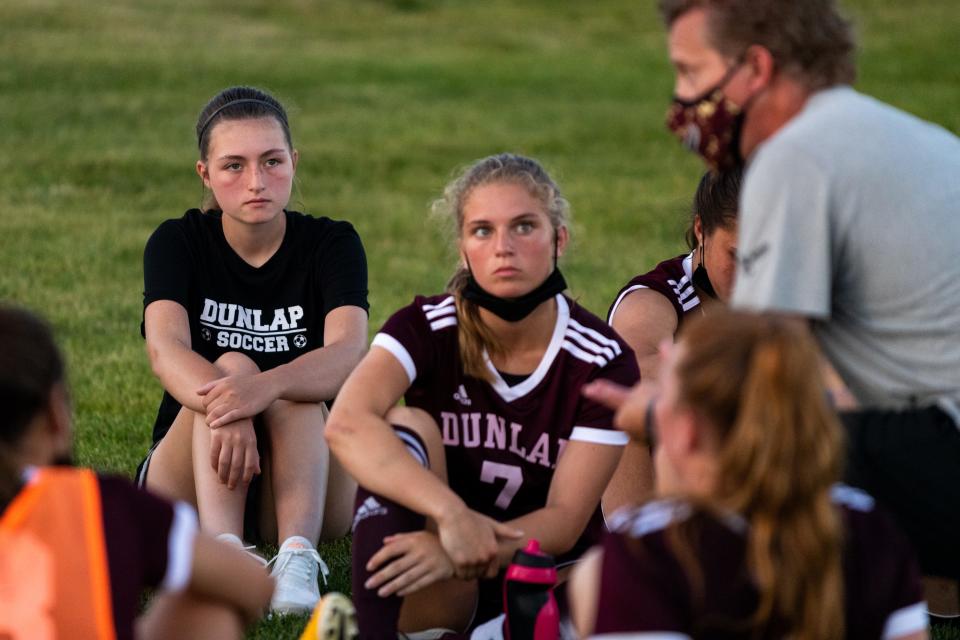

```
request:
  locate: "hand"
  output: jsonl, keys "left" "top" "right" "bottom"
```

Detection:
{"left": 209, "top": 419, "right": 260, "bottom": 489}
{"left": 436, "top": 507, "right": 523, "bottom": 580}
{"left": 197, "top": 374, "right": 279, "bottom": 428}
{"left": 583, "top": 379, "right": 658, "bottom": 441}
{"left": 364, "top": 531, "right": 454, "bottom": 597}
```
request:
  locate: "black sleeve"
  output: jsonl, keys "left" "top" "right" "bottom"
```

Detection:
{"left": 316, "top": 221, "right": 370, "bottom": 317}
{"left": 142, "top": 220, "right": 192, "bottom": 336}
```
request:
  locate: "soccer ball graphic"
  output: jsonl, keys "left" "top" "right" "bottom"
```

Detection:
{"left": 293, "top": 334, "right": 307, "bottom": 348}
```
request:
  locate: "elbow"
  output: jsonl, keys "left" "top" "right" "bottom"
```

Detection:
{"left": 146, "top": 342, "right": 167, "bottom": 381}
{"left": 323, "top": 408, "right": 355, "bottom": 456}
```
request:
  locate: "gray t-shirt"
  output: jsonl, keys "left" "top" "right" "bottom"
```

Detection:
{"left": 733, "top": 86, "right": 960, "bottom": 409}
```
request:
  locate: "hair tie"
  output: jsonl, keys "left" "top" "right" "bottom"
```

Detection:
{"left": 197, "top": 99, "right": 287, "bottom": 148}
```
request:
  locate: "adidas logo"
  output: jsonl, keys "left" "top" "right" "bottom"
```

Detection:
{"left": 453, "top": 384, "right": 472, "bottom": 406}
{"left": 351, "top": 496, "right": 388, "bottom": 531}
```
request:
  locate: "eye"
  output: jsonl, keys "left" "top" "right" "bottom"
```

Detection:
{"left": 514, "top": 221, "right": 535, "bottom": 235}
{"left": 471, "top": 226, "right": 492, "bottom": 238}
{"left": 224, "top": 162, "right": 242, "bottom": 171}
{"left": 265, "top": 157, "right": 282, "bottom": 167}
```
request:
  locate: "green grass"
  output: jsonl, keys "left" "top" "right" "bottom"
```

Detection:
{"left": 1, "top": 1, "right": 958, "bottom": 637}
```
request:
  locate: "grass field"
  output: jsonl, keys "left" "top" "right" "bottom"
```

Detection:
{"left": 2, "top": 1, "right": 958, "bottom": 637}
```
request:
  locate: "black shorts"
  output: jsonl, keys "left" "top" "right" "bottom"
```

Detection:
{"left": 841, "top": 405, "right": 960, "bottom": 579}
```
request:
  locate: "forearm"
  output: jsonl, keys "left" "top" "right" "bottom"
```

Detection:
{"left": 260, "top": 338, "right": 366, "bottom": 403}
{"left": 149, "top": 342, "right": 224, "bottom": 413}
{"left": 327, "top": 407, "right": 465, "bottom": 522}
{"left": 497, "top": 505, "right": 585, "bottom": 566}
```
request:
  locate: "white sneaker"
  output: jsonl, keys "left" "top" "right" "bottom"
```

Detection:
{"left": 268, "top": 536, "right": 330, "bottom": 614}
{"left": 215, "top": 532, "right": 268, "bottom": 567}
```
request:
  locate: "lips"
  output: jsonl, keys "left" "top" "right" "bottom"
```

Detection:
{"left": 245, "top": 198, "right": 271, "bottom": 205}
{"left": 493, "top": 266, "right": 520, "bottom": 276}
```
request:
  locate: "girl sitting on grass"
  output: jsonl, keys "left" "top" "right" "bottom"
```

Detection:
{"left": 138, "top": 86, "right": 368, "bottom": 614}
{"left": 325, "top": 153, "right": 639, "bottom": 637}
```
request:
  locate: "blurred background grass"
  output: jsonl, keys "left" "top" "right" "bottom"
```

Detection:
{"left": 1, "top": 1, "right": 958, "bottom": 637}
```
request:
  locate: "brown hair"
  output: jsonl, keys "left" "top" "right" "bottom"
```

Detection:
{"left": 675, "top": 311, "right": 844, "bottom": 638}
{"left": 658, "top": 0, "right": 856, "bottom": 90}
{"left": 0, "top": 305, "right": 66, "bottom": 505}
{"left": 685, "top": 167, "right": 741, "bottom": 250}
{"left": 433, "top": 153, "right": 570, "bottom": 381}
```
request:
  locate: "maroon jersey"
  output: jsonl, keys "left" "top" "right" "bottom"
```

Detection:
{"left": 608, "top": 253, "right": 701, "bottom": 328}
{"left": 373, "top": 294, "right": 639, "bottom": 563}
{"left": 593, "top": 485, "right": 927, "bottom": 639}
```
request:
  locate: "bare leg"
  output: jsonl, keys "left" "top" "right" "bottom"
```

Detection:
{"left": 262, "top": 399, "right": 329, "bottom": 545}
{"left": 192, "top": 352, "right": 260, "bottom": 537}
{"left": 144, "top": 406, "right": 198, "bottom": 505}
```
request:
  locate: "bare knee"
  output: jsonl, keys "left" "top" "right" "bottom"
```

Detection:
{"left": 213, "top": 351, "right": 260, "bottom": 376}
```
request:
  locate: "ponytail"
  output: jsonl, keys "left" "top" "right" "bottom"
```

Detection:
{"left": 677, "top": 312, "right": 845, "bottom": 639}
{"left": 447, "top": 268, "right": 503, "bottom": 382}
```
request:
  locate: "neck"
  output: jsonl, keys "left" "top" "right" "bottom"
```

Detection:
{"left": 221, "top": 211, "right": 286, "bottom": 268}
{"left": 741, "top": 75, "right": 814, "bottom": 159}
{"left": 480, "top": 296, "right": 558, "bottom": 366}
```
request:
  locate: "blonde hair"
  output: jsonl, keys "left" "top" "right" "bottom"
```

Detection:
{"left": 675, "top": 311, "right": 844, "bottom": 638}
{"left": 432, "top": 153, "right": 570, "bottom": 381}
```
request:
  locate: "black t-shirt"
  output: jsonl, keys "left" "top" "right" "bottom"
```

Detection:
{"left": 142, "top": 208, "right": 369, "bottom": 443}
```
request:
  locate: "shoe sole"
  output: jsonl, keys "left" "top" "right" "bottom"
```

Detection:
{"left": 316, "top": 593, "right": 358, "bottom": 640}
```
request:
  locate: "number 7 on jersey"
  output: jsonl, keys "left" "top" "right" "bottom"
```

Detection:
{"left": 480, "top": 461, "right": 523, "bottom": 509}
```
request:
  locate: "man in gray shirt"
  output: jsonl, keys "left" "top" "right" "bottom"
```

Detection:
{"left": 657, "top": 0, "right": 960, "bottom": 608}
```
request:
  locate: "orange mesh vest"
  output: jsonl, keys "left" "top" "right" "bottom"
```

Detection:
{"left": 0, "top": 467, "right": 116, "bottom": 640}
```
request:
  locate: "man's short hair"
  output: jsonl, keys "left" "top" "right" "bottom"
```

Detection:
{"left": 658, "top": 0, "right": 857, "bottom": 90}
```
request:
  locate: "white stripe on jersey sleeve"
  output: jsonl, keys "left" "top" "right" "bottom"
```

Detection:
{"left": 371, "top": 333, "right": 417, "bottom": 384}
{"left": 882, "top": 602, "right": 928, "bottom": 640}
{"left": 591, "top": 633, "right": 692, "bottom": 640}
{"left": 565, "top": 327, "right": 617, "bottom": 360}
{"left": 608, "top": 284, "right": 648, "bottom": 325}
{"left": 570, "top": 426, "right": 629, "bottom": 445}
{"left": 424, "top": 305, "right": 457, "bottom": 321}
{"left": 429, "top": 316, "right": 458, "bottom": 331}
{"left": 161, "top": 501, "right": 199, "bottom": 592}
{"left": 421, "top": 296, "right": 455, "bottom": 311}
{"left": 568, "top": 318, "right": 623, "bottom": 355}
{"left": 562, "top": 340, "right": 610, "bottom": 367}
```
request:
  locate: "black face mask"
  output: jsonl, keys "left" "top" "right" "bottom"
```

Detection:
{"left": 463, "top": 268, "right": 567, "bottom": 322}
{"left": 693, "top": 243, "right": 718, "bottom": 299}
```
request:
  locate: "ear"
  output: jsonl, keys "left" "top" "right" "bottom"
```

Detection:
{"left": 693, "top": 216, "right": 704, "bottom": 247}
{"left": 555, "top": 225, "right": 570, "bottom": 259}
{"left": 45, "top": 383, "right": 73, "bottom": 459}
{"left": 742, "top": 44, "right": 776, "bottom": 93}
{"left": 291, "top": 148, "right": 299, "bottom": 172}
{"left": 196, "top": 160, "right": 211, "bottom": 188}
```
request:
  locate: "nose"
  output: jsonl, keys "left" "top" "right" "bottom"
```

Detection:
{"left": 493, "top": 228, "right": 514, "bottom": 256}
{"left": 248, "top": 165, "right": 265, "bottom": 192}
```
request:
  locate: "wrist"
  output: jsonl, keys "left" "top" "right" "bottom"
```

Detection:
{"left": 432, "top": 493, "right": 470, "bottom": 527}
{"left": 257, "top": 368, "right": 285, "bottom": 403}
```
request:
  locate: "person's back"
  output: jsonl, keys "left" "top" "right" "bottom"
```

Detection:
{"left": 593, "top": 486, "right": 925, "bottom": 639}
{"left": 738, "top": 86, "right": 960, "bottom": 408}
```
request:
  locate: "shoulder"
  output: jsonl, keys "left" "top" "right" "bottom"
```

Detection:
{"left": 286, "top": 211, "right": 362, "bottom": 242}
{"left": 146, "top": 209, "right": 217, "bottom": 248}
{"left": 609, "top": 254, "right": 697, "bottom": 324}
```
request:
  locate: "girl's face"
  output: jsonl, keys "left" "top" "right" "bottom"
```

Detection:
{"left": 697, "top": 220, "right": 738, "bottom": 303}
{"left": 196, "top": 117, "right": 297, "bottom": 225}
{"left": 459, "top": 181, "right": 567, "bottom": 299}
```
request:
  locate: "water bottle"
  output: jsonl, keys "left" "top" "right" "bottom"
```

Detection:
{"left": 502, "top": 539, "right": 559, "bottom": 640}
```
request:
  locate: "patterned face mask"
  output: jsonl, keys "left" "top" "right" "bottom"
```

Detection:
{"left": 665, "top": 64, "right": 745, "bottom": 172}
